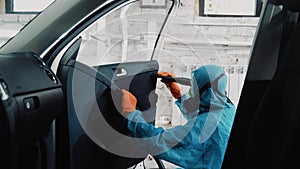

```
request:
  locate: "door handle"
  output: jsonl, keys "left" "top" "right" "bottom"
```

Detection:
{"left": 114, "top": 67, "right": 127, "bottom": 77}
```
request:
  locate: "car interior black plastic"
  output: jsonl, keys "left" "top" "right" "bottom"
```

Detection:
{"left": 0, "top": 97, "right": 11, "bottom": 169}
{"left": 0, "top": 52, "right": 64, "bottom": 169}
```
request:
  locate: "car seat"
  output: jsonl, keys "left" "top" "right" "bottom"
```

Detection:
{"left": 222, "top": 0, "right": 300, "bottom": 168}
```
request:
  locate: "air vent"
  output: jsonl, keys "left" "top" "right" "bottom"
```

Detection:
{"left": 34, "top": 54, "right": 46, "bottom": 67}
{"left": 0, "top": 80, "right": 9, "bottom": 101}
{"left": 44, "top": 68, "right": 57, "bottom": 84}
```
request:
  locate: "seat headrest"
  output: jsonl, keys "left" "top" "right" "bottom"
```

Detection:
{"left": 269, "top": 0, "right": 283, "bottom": 5}
{"left": 282, "top": 0, "right": 300, "bottom": 12}
{"left": 269, "top": 0, "right": 300, "bottom": 12}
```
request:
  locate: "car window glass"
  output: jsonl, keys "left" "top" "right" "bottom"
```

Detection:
{"left": 76, "top": 0, "right": 173, "bottom": 66}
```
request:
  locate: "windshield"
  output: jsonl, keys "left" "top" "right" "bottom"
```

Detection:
{"left": 0, "top": 0, "right": 107, "bottom": 55}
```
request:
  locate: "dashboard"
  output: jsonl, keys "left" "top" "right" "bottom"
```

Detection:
{"left": 0, "top": 52, "right": 64, "bottom": 168}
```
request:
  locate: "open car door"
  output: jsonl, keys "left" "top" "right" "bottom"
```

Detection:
{"left": 56, "top": 37, "right": 160, "bottom": 168}
{"left": 53, "top": 0, "right": 179, "bottom": 168}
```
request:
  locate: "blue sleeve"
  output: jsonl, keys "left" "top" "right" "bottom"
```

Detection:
{"left": 126, "top": 110, "right": 190, "bottom": 156}
{"left": 175, "top": 93, "right": 198, "bottom": 120}
{"left": 126, "top": 110, "right": 165, "bottom": 138}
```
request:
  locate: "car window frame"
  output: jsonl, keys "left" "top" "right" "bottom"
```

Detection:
{"left": 47, "top": 0, "right": 178, "bottom": 70}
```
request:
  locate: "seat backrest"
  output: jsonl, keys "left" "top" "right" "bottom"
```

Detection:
{"left": 245, "top": 21, "right": 300, "bottom": 169}
{"left": 222, "top": 3, "right": 300, "bottom": 169}
{"left": 222, "top": 4, "right": 285, "bottom": 168}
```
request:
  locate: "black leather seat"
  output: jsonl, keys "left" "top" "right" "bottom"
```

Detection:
{"left": 222, "top": 1, "right": 300, "bottom": 168}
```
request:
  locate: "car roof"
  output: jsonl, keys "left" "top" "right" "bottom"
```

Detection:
{"left": 0, "top": 0, "right": 116, "bottom": 55}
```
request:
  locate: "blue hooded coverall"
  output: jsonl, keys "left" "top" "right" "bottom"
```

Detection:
{"left": 126, "top": 65, "right": 236, "bottom": 169}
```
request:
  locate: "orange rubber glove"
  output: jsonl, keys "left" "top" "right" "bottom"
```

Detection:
{"left": 121, "top": 89, "right": 137, "bottom": 117}
{"left": 157, "top": 72, "right": 182, "bottom": 99}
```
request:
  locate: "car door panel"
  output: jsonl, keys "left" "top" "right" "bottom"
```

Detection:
{"left": 57, "top": 38, "right": 159, "bottom": 168}
{"left": 95, "top": 61, "right": 159, "bottom": 121}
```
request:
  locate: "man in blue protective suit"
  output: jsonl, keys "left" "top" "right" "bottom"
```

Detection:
{"left": 121, "top": 64, "right": 237, "bottom": 169}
